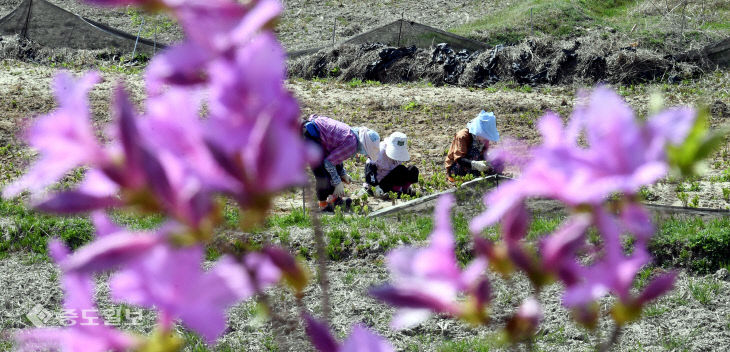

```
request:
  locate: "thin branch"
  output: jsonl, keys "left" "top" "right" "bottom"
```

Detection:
{"left": 308, "top": 177, "right": 331, "bottom": 321}
{"left": 239, "top": 254, "right": 291, "bottom": 352}
{"left": 598, "top": 324, "right": 623, "bottom": 352}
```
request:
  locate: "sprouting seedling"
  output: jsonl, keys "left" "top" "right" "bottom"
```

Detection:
{"left": 689, "top": 195, "right": 700, "bottom": 208}
{"left": 677, "top": 191, "right": 689, "bottom": 207}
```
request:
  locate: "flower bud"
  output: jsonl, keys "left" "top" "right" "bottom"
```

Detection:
{"left": 505, "top": 297, "right": 542, "bottom": 342}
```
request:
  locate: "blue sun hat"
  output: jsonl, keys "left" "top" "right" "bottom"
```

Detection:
{"left": 467, "top": 110, "right": 500, "bottom": 142}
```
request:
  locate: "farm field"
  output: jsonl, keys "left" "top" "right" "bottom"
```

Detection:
{"left": 1, "top": 0, "right": 730, "bottom": 351}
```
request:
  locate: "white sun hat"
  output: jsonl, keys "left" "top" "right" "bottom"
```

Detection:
{"left": 385, "top": 132, "right": 410, "bottom": 161}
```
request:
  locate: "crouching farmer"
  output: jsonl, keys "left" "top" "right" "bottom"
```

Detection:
{"left": 364, "top": 132, "right": 419, "bottom": 197}
{"left": 303, "top": 114, "right": 380, "bottom": 211}
{"left": 445, "top": 110, "right": 501, "bottom": 181}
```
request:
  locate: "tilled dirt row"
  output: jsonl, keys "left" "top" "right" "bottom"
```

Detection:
{"left": 1, "top": 63, "right": 729, "bottom": 211}
{"left": 289, "top": 76, "right": 730, "bottom": 211}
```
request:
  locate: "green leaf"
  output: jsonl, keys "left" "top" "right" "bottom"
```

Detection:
{"left": 667, "top": 107, "right": 730, "bottom": 178}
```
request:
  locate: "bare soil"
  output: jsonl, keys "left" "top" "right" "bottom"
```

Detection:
{"left": 1, "top": 61, "right": 729, "bottom": 212}
{"left": 2, "top": 253, "right": 729, "bottom": 351}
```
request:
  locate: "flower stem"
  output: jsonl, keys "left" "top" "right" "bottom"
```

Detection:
{"left": 598, "top": 324, "right": 622, "bottom": 352}
{"left": 308, "top": 180, "right": 331, "bottom": 322}
{"left": 239, "top": 254, "right": 290, "bottom": 351}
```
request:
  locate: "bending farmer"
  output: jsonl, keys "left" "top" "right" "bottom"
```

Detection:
{"left": 364, "top": 132, "right": 419, "bottom": 197}
{"left": 303, "top": 114, "right": 380, "bottom": 211}
{"left": 445, "top": 110, "right": 501, "bottom": 181}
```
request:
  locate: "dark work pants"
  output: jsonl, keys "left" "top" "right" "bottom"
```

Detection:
{"left": 304, "top": 127, "right": 342, "bottom": 202}
{"left": 448, "top": 162, "right": 481, "bottom": 178}
{"left": 312, "top": 163, "right": 344, "bottom": 201}
{"left": 448, "top": 159, "right": 502, "bottom": 178}
{"left": 366, "top": 164, "right": 419, "bottom": 193}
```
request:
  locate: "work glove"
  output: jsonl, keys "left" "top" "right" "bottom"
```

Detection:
{"left": 333, "top": 183, "right": 346, "bottom": 198}
{"left": 373, "top": 186, "right": 385, "bottom": 197}
{"left": 471, "top": 160, "right": 489, "bottom": 172}
{"left": 341, "top": 174, "right": 352, "bottom": 184}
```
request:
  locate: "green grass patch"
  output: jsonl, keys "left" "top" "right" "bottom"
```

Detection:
{"left": 650, "top": 216, "right": 730, "bottom": 273}
{"left": 449, "top": 0, "right": 593, "bottom": 45}
{"left": 4, "top": 189, "right": 730, "bottom": 279}
{"left": 687, "top": 277, "right": 721, "bottom": 305}
{"left": 643, "top": 302, "right": 670, "bottom": 317}
{"left": 577, "top": 0, "right": 635, "bottom": 18}
{"left": 449, "top": 0, "right": 730, "bottom": 50}
{"left": 266, "top": 208, "right": 310, "bottom": 229}
{"left": 0, "top": 199, "right": 172, "bottom": 260}
{"left": 110, "top": 211, "right": 166, "bottom": 230}
{"left": 439, "top": 334, "right": 502, "bottom": 351}
{"left": 526, "top": 216, "right": 563, "bottom": 241}
{"left": 0, "top": 198, "right": 93, "bottom": 258}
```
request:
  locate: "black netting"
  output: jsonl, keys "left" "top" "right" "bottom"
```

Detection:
{"left": 287, "top": 19, "right": 489, "bottom": 59}
{"left": 344, "top": 20, "right": 488, "bottom": 52}
{"left": 0, "top": 0, "right": 164, "bottom": 54}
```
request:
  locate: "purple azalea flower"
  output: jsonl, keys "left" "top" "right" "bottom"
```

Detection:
{"left": 3, "top": 72, "right": 106, "bottom": 198}
{"left": 141, "top": 87, "right": 237, "bottom": 194}
{"left": 538, "top": 213, "right": 592, "bottom": 286}
{"left": 635, "top": 271, "right": 677, "bottom": 305}
{"left": 467, "top": 87, "right": 687, "bottom": 323}
{"left": 560, "top": 209, "right": 674, "bottom": 308}
{"left": 57, "top": 229, "right": 165, "bottom": 275}
{"left": 146, "top": 0, "right": 282, "bottom": 91}
{"left": 15, "top": 240, "right": 138, "bottom": 352}
{"left": 33, "top": 170, "right": 122, "bottom": 213}
{"left": 262, "top": 246, "right": 309, "bottom": 294}
{"left": 495, "top": 201, "right": 552, "bottom": 285}
{"left": 28, "top": 84, "right": 220, "bottom": 230}
{"left": 112, "top": 86, "right": 221, "bottom": 230}
{"left": 370, "top": 194, "right": 488, "bottom": 329}
{"left": 619, "top": 202, "right": 654, "bottom": 244}
{"left": 203, "top": 33, "right": 314, "bottom": 207}
{"left": 109, "top": 244, "right": 280, "bottom": 343}
{"left": 143, "top": 0, "right": 313, "bottom": 208}
{"left": 90, "top": 211, "right": 123, "bottom": 237}
{"left": 303, "top": 314, "right": 394, "bottom": 352}
{"left": 470, "top": 87, "right": 696, "bottom": 232}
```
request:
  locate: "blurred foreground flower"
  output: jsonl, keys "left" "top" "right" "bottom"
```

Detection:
{"left": 369, "top": 86, "right": 705, "bottom": 350}
{"left": 15, "top": 240, "right": 139, "bottom": 352}
{"left": 467, "top": 87, "right": 695, "bottom": 333}
{"left": 303, "top": 314, "right": 393, "bottom": 352}
{"left": 4, "top": 0, "right": 315, "bottom": 349}
{"left": 370, "top": 194, "right": 490, "bottom": 329}
{"left": 472, "top": 87, "right": 698, "bottom": 230}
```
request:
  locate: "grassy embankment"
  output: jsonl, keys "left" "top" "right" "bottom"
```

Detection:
{"left": 450, "top": 0, "right": 730, "bottom": 49}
